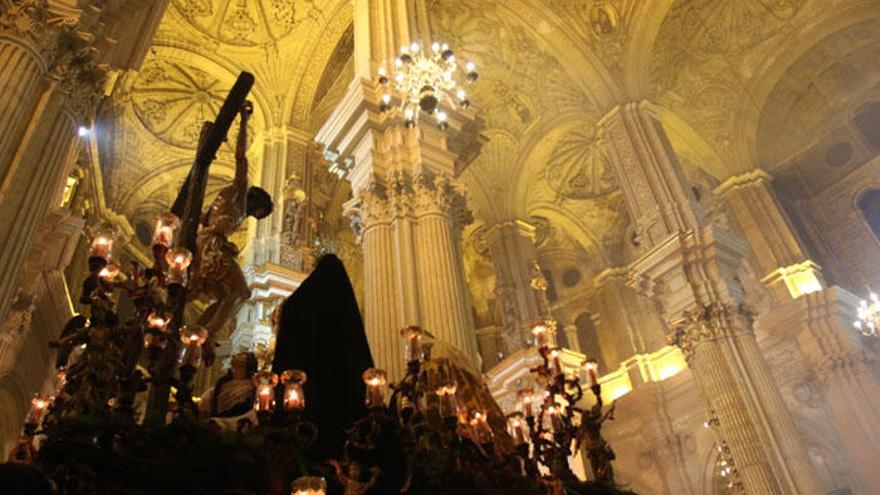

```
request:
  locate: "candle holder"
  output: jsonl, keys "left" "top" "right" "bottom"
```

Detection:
{"left": 88, "top": 223, "right": 116, "bottom": 263}
{"left": 253, "top": 370, "right": 279, "bottom": 417}
{"left": 26, "top": 394, "right": 52, "bottom": 432}
{"left": 152, "top": 213, "right": 180, "bottom": 249}
{"left": 400, "top": 325, "right": 423, "bottom": 363}
{"left": 548, "top": 347, "right": 564, "bottom": 376}
{"left": 468, "top": 410, "right": 492, "bottom": 444}
{"left": 143, "top": 312, "right": 170, "bottom": 356}
{"left": 507, "top": 412, "right": 528, "bottom": 445}
{"left": 434, "top": 382, "right": 459, "bottom": 419}
{"left": 362, "top": 368, "right": 387, "bottom": 409}
{"left": 97, "top": 261, "right": 121, "bottom": 284}
{"left": 291, "top": 476, "right": 326, "bottom": 495}
{"left": 281, "top": 369, "right": 307, "bottom": 412}
{"left": 178, "top": 326, "right": 208, "bottom": 370}
{"left": 531, "top": 322, "right": 550, "bottom": 349}
{"left": 582, "top": 358, "right": 599, "bottom": 387}
{"left": 165, "top": 248, "right": 192, "bottom": 287}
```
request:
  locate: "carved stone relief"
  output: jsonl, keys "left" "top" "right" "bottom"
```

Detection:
{"left": 172, "top": 0, "right": 319, "bottom": 46}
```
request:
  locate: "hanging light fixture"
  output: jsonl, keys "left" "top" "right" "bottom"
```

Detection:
{"left": 377, "top": 41, "right": 478, "bottom": 129}
{"left": 854, "top": 290, "right": 880, "bottom": 336}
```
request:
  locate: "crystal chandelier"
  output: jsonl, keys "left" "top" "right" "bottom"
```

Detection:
{"left": 377, "top": 41, "right": 478, "bottom": 129}
{"left": 854, "top": 290, "right": 880, "bottom": 336}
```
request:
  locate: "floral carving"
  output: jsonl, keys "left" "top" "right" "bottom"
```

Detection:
{"left": 668, "top": 302, "right": 755, "bottom": 359}
{"left": 130, "top": 58, "right": 229, "bottom": 149}
{"left": 172, "top": 0, "right": 310, "bottom": 46}
{"left": 545, "top": 128, "right": 617, "bottom": 200}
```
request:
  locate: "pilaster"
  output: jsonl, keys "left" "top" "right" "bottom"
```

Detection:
{"left": 483, "top": 219, "right": 544, "bottom": 356}
{"left": 591, "top": 267, "right": 666, "bottom": 370}
{"left": 600, "top": 102, "right": 825, "bottom": 494}
{"left": 715, "top": 169, "right": 824, "bottom": 302}
{"left": 761, "top": 287, "right": 880, "bottom": 493}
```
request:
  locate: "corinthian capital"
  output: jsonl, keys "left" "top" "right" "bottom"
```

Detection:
{"left": 668, "top": 302, "right": 755, "bottom": 359}
{"left": 0, "top": 0, "right": 52, "bottom": 46}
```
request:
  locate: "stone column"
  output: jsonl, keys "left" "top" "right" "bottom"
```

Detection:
{"left": 715, "top": 170, "right": 824, "bottom": 302}
{"left": 599, "top": 102, "right": 825, "bottom": 495}
{"left": 316, "top": 0, "right": 484, "bottom": 379}
{"left": 762, "top": 288, "right": 880, "bottom": 493}
{"left": 0, "top": 208, "right": 83, "bottom": 453}
{"left": 483, "top": 220, "right": 544, "bottom": 355}
{"left": 0, "top": 1, "right": 167, "bottom": 324}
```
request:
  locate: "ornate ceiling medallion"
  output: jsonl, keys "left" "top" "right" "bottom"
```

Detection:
{"left": 545, "top": 129, "right": 617, "bottom": 200}
{"left": 173, "top": 0, "right": 299, "bottom": 46}
{"left": 131, "top": 59, "right": 228, "bottom": 149}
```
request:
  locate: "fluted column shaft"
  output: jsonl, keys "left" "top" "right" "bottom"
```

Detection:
{"left": 355, "top": 173, "right": 477, "bottom": 379}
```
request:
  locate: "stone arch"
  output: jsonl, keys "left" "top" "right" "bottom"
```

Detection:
{"left": 622, "top": 0, "right": 678, "bottom": 99}
{"left": 857, "top": 188, "right": 880, "bottom": 244}
{"left": 285, "top": 0, "right": 354, "bottom": 129}
{"left": 736, "top": 1, "right": 880, "bottom": 169}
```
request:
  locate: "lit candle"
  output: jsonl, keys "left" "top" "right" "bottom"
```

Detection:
{"left": 147, "top": 312, "right": 169, "bottom": 332}
{"left": 177, "top": 326, "right": 208, "bottom": 368}
{"left": 531, "top": 322, "right": 549, "bottom": 348}
{"left": 548, "top": 347, "right": 564, "bottom": 375}
{"left": 152, "top": 212, "right": 180, "bottom": 248}
{"left": 28, "top": 395, "right": 52, "bottom": 426}
{"left": 291, "top": 476, "right": 326, "bottom": 495}
{"left": 362, "top": 368, "right": 387, "bottom": 409}
{"left": 469, "top": 411, "right": 493, "bottom": 444}
{"left": 400, "top": 326, "right": 423, "bottom": 363}
{"left": 582, "top": 358, "right": 599, "bottom": 386}
{"left": 98, "top": 261, "right": 121, "bottom": 283}
{"left": 518, "top": 389, "right": 534, "bottom": 417}
{"left": 546, "top": 404, "right": 564, "bottom": 431}
{"left": 89, "top": 225, "right": 116, "bottom": 261}
{"left": 144, "top": 312, "right": 169, "bottom": 349}
{"left": 253, "top": 371, "right": 279, "bottom": 413}
{"left": 507, "top": 412, "right": 527, "bottom": 444}
{"left": 435, "top": 382, "right": 459, "bottom": 418}
{"left": 281, "top": 369, "right": 307, "bottom": 411}
{"left": 165, "top": 248, "right": 192, "bottom": 286}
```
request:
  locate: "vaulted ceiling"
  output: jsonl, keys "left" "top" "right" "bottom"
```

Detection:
{"left": 94, "top": 0, "right": 880, "bottom": 310}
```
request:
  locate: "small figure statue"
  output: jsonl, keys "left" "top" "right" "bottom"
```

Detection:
{"left": 198, "top": 350, "right": 259, "bottom": 429}
{"left": 189, "top": 101, "right": 273, "bottom": 364}
{"left": 328, "top": 460, "right": 380, "bottom": 495}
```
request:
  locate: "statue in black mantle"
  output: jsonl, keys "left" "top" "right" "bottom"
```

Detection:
{"left": 271, "top": 254, "right": 374, "bottom": 461}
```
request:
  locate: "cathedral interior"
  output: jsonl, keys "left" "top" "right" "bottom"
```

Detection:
{"left": 2, "top": 0, "right": 880, "bottom": 494}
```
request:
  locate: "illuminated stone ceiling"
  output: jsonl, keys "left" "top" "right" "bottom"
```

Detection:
{"left": 96, "top": 0, "right": 880, "bottom": 288}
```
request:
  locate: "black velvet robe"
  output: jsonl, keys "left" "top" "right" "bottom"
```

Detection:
{"left": 271, "top": 254, "right": 374, "bottom": 460}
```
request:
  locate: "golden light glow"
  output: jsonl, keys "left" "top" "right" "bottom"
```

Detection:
{"left": 60, "top": 174, "right": 79, "bottom": 208}
{"left": 762, "top": 261, "right": 824, "bottom": 299}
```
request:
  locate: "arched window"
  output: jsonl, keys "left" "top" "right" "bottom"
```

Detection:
{"left": 858, "top": 188, "right": 880, "bottom": 242}
{"left": 854, "top": 101, "right": 880, "bottom": 150}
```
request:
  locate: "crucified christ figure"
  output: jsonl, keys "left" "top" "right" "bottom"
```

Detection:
{"left": 189, "top": 101, "right": 273, "bottom": 364}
